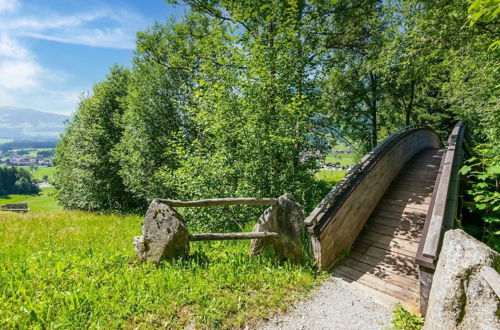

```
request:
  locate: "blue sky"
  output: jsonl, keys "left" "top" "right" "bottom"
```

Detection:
{"left": 0, "top": 0, "right": 186, "bottom": 115}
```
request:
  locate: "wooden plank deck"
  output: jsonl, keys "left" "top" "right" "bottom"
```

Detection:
{"left": 333, "top": 148, "right": 444, "bottom": 313}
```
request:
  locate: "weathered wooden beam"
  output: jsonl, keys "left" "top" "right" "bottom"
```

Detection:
{"left": 189, "top": 232, "right": 279, "bottom": 241}
{"left": 154, "top": 198, "right": 278, "bottom": 207}
{"left": 423, "top": 122, "right": 465, "bottom": 259}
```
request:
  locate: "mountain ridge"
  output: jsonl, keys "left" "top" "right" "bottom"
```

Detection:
{"left": 0, "top": 106, "right": 69, "bottom": 139}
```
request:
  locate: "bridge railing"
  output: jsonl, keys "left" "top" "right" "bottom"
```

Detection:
{"left": 415, "top": 121, "right": 468, "bottom": 315}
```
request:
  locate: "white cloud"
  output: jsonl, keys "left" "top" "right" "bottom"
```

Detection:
{"left": 0, "top": 59, "right": 41, "bottom": 90}
{"left": 1, "top": 6, "right": 145, "bottom": 50}
{"left": 0, "top": 33, "right": 29, "bottom": 58}
{"left": 0, "top": 1, "right": 149, "bottom": 114}
{"left": 23, "top": 27, "right": 134, "bottom": 50}
{"left": 0, "top": 0, "right": 17, "bottom": 13}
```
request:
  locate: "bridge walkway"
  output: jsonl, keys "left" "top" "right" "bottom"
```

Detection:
{"left": 332, "top": 148, "right": 444, "bottom": 311}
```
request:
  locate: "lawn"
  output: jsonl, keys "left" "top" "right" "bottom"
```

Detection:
{"left": 315, "top": 150, "right": 357, "bottom": 185}
{"left": 0, "top": 210, "right": 322, "bottom": 328}
{"left": 323, "top": 152, "right": 357, "bottom": 167}
{"left": 0, "top": 187, "right": 61, "bottom": 213}
{"left": 20, "top": 166, "right": 56, "bottom": 180}
{"left": 316, "top": 169, "right": 347, "bottom": 184}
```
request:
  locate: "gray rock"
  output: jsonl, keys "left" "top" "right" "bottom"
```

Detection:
{"left": 133, "top": 199, "right": 189, "bottom": 264}
{"left": 250, "top": 194, "right": 304, "bottom": 263}
{"left": 424, "top": 229, "right": 500, "bottom": 330}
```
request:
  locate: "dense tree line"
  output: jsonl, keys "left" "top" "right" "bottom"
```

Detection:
{"left": 0, "top": 167, "right": 39, "bottom": 195}
{"left": 0, "top": 140, "right": 57, "bottom": 152}
{"left": 54, "top": 0, "right": 498, "bottom": 232}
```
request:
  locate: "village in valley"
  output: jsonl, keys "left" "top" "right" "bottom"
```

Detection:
{"left": 1, "top": 151, "right": 53, "bottom": 167}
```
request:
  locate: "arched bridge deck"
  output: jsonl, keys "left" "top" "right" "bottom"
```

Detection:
{"left": 306, "top": 122, "right": 466, "bottom": 314}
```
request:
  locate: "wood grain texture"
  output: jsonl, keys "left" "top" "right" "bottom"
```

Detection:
{"left": 333, "top": 148, "right": 443, "bottom": 311}
{"left": 154, "top": 197, "right": 278, "bottom": 207}
{"left": 189, "top": 232, "right": 279, "bottom": 241}
{"left": 316, "top": 132, "right": 441, "bottom": 270}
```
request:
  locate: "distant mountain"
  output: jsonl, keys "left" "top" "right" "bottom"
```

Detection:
{"left": 0, "top": 106, "right": 69, "bottom": 139}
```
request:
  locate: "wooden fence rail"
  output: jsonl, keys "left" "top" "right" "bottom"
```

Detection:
{"left": 154, "top": 198, "right": 278, "bottom": 207}
{"left": 134, "top": 194, "right": 304, "bottom": 264}
{"left": 189, "top": 232, "right": 279, "bottom": 241}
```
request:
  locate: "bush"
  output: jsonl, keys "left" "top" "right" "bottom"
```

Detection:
{"left": 391, "top": 303, "right": 424, "bottom": 329}
{"left": 460, "top": 143, "right": 500, "bottom": 252}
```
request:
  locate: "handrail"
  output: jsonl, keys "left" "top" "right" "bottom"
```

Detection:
{"left": 421, "top": 121, "right": 466, "bottom": 260}
{"left": 154, "top": 197, "right": 278, "bottom": 207}
{"left": 305, "top": 124, "right": 432, "bottom": 232}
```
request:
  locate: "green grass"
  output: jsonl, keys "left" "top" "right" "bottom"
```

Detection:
{"left": 315, "top": 169, "right": 346, "bottom": 184}
{"left": 0, "top": 138, "right": 13, "bottom": 144}
{"left": 19, "top": 166, "right": 56, "bottom": 180}
{"left": 324, "top": 152, "right": 357, "bottom": 167}
{"left": 0, "top": 211, "right": 323, "bottom": 328}
{"left": 0, "top": 187, "right": 61, "bottom": 213}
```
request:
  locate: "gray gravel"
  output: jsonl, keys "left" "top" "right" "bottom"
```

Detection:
{"left": 260, "top": 277, "right": 393, "bottom": 330}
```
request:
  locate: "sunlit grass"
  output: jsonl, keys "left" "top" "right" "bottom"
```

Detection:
{"left": 0, "top": 187, "right": 61, "bottom": 213}
{"left": 323, "top": 153, "right": 356, "bottom": 167}
{"left": 0, "top": 210, "right": 323, "bottom": 328}
{"left": 19, "top": 166, "right": 55, "bottom": 180}
{"left": 315, "top": 169, "right": 346, "bottom": 184}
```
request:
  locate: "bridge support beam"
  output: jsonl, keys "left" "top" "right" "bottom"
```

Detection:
{"left": 419, "top": 266, "right": 435, "bottom": 316}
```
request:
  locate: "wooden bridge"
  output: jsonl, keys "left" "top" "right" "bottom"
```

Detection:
{"left": 305, "top": 122, "right": 468, "bottom": 315}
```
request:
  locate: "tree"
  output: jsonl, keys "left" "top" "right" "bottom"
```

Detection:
{"left": 0, "top": 167, "right": 39, "bottom": 195}
{"left": 114, "top": 15, "right": 209, "bottom": 206}
{"left": 54, "top": 65, "right": 136, "bottom": 210}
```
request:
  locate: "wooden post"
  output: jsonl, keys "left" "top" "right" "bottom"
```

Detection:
{"left": 419, "top": 265, "right": 434, "bottom": 316}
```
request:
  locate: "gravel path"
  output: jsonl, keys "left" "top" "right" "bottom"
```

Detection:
{"left": 261, "top": 277, "right": 393, "bottom": 330}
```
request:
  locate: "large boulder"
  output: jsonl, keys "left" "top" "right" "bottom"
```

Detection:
{"left": 424, "top": 229, "right": 500, "bottom": 330}
{"left": 133, "top": 199, "right": 189, "bottom": 264}
{"left": 250, "top": 194, "right": 304, "bottom": 263}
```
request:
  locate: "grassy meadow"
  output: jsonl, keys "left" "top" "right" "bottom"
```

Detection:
{"left": 316, "top": 169, "right": 346, "bottom": 184}
{"left": 315, "top": 150, "right": 357, "bottom": 184}
{"left": 20, "top": 166, "right": 56, "bottom": 181}
{"left": 0, "top": 193, "right": 323, "bottom": 328}
{"left": 0, "top": 187, "right": 61, "bottom": 213}
{"left": 0, "top": 150, "right": 350, "bottom": 328}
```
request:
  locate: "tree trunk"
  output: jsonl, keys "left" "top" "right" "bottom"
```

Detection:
{"left": 370, "top": 72, "right": 378, "bottom": 148}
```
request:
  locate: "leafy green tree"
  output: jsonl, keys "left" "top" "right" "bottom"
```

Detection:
{"left": 114, "top": 14, "right": 211, "bottom": 206}
{"left": 54, "top": 65, "right": 135, "bottom": 210}
{"left": 0, "top": 167, "right": 39, "bottom": 195}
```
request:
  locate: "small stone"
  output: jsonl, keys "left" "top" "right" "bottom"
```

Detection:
{"left": 133, "top": 199, "right": 189, "bottom": 264}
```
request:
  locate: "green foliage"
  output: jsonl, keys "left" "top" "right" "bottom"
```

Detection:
{"left": 53, "top": 0, "right": 498, "bottom": 232}
{"left": 391, "top": 303, "right": 424, "bottom": 330}
{"left": 468, "top": 0, "right": 500, "bottom": 50}
{"left": 0, "top": 166, "right": 39, "bottom": 195}
{"left": 54, "top": 65, "right": 137, "bottom": 211}
{"left": 0, "top": 211, "right": 322, "bottom": 328}
{"left": 461, "top": 143, "right": 500, "bottom": 251}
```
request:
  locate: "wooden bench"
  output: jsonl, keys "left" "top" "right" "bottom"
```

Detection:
{"left": 1, "top": 203, "right": 30, "bottom": 213}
